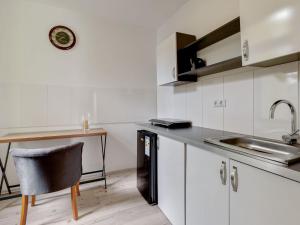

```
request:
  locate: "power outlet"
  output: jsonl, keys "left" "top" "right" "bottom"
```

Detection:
{"left": 214, "top": 100, "right": 226, "bottom": 108}
{"left": 220, "top": 100, "right": 226, "bottom": 107}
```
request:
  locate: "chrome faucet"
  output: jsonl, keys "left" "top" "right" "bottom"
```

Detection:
{"left": 269, "top": 100, "right": 299, "bottom": 144}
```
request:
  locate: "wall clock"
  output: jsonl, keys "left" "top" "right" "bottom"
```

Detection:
{"left": 49, "top": 25, "right": 76, "bottom": 50}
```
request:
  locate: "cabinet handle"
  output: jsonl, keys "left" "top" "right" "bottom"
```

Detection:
{"left": 157, "top": 136, "right": 159, "bottom": 151}
{"left": 230, "top": 166, "right": 238, "bottom": 192}
{"left": 172, "top": 67, "right": 176, "bottom": 79}
{"left": 243, "top": 40, "right": 249, "bottom": 61}
{"left": 220, "top": 161, "right": 227, "bottom": 185}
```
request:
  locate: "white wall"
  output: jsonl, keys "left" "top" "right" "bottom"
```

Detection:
{"left": 0, "top": 0, "right": 157, "bottom": 188}
{"left": 157, "top": 0, "right": 239, "bottom": 43}
{"left": 157, "top": 0, "right": 300, "bottom": 140}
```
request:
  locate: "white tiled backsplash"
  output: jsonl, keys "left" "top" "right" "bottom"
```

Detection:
{"left": 157, "top": 61, "right": 300, "bottom": 140}
{"left": 0, "top": 84, "right": 156, "bottom": 129}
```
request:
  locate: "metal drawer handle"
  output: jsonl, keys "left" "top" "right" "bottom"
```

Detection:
{"left": 231, "top": 166, "right": 238, "bottom": 192}
{"left": 220, "top": 161, "right": 227, "bottom": 185}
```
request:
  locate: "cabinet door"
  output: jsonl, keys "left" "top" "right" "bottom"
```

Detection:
{"left": 157, "top": 135, "right": 185, "bottom": 225}
{"left": 202, "top": 76, "right": 223, "bottom": 130}
{"left": 240, "top": 0, "right": 300, "bottom": 65}
{"left": 230, "top": 160, "right": 300, "bottom": 225}
{"left": 157, "top": 34, "right": 177, "bottom": 85}
{"left": 186, "top": 145, "right": 229, "bottom": 225}
{"left": 223, "top": 71, "right": 253, "bottom": 135}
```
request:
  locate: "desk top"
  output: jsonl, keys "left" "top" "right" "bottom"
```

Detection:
{"left": 0, "top": 128, "right": 107, "bottom": 143}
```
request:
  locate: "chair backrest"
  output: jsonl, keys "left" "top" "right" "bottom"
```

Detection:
{"left": 11, "top": 142, "right": 84, "bottom": 195}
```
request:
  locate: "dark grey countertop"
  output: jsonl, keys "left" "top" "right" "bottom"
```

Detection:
{"left": 137, "top": 123, "right": 300, "bottom": 183}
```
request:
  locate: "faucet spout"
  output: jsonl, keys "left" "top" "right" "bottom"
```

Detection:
{"left": 269, "top": 100, "right": 299, "bottom": 144}
{"left": 269, "top": 100, "right": 297, "bottom": 134}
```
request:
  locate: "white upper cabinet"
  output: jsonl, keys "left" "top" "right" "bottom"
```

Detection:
{"left": 240, "top": 0, "right": 300, "bottom": 65}
{"left": 157, "top": 34, "right": 177, "bottom": 86}
{"left": 230, "top": 160, "right": 300, "bottom": 225}
{"left": 186, "top": 145, "right": 229, "bottom": 225}
{"left": 157, "top": 33, "right": 196, "bottom": 86}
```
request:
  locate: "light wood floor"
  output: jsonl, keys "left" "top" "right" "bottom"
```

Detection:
{"left": 0, "top": 169, "right": 171, "bottom": 225}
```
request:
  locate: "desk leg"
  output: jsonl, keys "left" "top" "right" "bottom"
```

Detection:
{"left": 0, "top": 142, "right": 11, "bottom": 194}
{"left": 100, "top": 135, "right": 107, "bottom": 189}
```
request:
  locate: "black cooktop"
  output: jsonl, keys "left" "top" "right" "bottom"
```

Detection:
{"left": 149, "top": 118, "right": 192, "bottom": 129}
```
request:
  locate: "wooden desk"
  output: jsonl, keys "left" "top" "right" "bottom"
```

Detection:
{"left": 0, "top": 129, "right": 107, "bottom": 201}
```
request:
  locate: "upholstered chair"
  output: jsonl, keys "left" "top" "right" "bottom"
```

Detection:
{"left": 11, "top": 142, "right": 84, "bottom": 225}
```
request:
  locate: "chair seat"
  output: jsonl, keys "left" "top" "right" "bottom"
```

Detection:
{"left": 12, "top": 142, "right": 84, "bottom": 225}
{"left": 12, "top": 142, "right": 84, "bottom": 195}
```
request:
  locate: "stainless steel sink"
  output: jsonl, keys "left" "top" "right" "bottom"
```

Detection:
{"left": 205, "top": 136, "right": 300, "bottom": 165}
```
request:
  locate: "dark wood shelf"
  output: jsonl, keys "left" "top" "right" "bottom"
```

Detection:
{"left": 161, "top": 74, "right": 198, "bottom": 86}
{"left": 179, "top": 17, "right": 240, "bottom": 54}
{"left": 178, "top": 56, "right": 242, "bottom": 78}
{"left": 252, "top": 52, "right": 300, "bottom": 67}
{"left": 171, "top": 17, "right": 241, "bottom": 86}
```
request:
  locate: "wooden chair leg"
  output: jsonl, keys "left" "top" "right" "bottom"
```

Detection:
{"left": 71, "top": 186, "right": 78, "bottom": 220}
{"left": 20, "top": 195, "right": 28, "bottom": 225}
{"left": 76, "top": 182, "right": 80, "bottom": 196}
{"left": 31, "top": 195, "right": 36, "bottom": 207}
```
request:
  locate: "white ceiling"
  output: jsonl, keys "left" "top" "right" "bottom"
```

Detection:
{"left": 29, "top": 0, "right": 189, "bottom": 29}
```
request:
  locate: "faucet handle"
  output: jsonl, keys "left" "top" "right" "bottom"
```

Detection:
{"left": 282, "top": 135, "right": 298, "bottom": 145}
{"left": 290, "top": 129, "right": 300, "bottom": 136}
{"left": 282, "top": 130, "right": 300, "bottom": 145}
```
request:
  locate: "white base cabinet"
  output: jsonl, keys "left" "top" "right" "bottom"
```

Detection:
{"left": 186, "top": 145, "right": 229, "bottom": 225}
{"left": 230, "top": 160, "right": 300, "bottom": 225}
{"left": 157, "top": 135, "right": 185, "bottom": 225}
{"left": 156, "top": 135, "right": 300, "bottom": 225}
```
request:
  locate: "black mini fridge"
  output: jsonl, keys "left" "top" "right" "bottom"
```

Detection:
{"left": 137, "top": 130, "right": 158, "bottom": 205}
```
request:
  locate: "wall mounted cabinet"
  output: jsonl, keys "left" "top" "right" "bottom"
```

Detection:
{"left": 179, "top": 18, "right": 242, "bottom": 78}
{"left": 157, "top": 34, "right": 177, "bottom": 85}
{"left": 157, "top": 33, "right": 196, "bottom": 86}
{"left": 158, "top": 7, "right": 300, "bottom": 86}
{"left": 157, "top": 18, "right": 243, "bottom": 86}
{"left": 240, "top": 0, "right": 300, "bottom": 66}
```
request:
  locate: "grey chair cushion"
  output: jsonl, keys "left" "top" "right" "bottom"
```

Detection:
{"left": 11, "top": 142, "right": 84, "bottom": 195}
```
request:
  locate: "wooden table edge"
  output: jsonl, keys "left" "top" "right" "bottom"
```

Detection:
{"left": 0, "top": 129, "right": 107, "bottom": 144}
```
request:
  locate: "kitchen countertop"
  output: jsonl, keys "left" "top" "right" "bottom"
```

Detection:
{"left": 137, "top": 123, "right": 300, "bottom": 183}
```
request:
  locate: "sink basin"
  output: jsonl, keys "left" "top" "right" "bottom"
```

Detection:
{"left": 205, "top": 136, "right": 300, "bottom": 165}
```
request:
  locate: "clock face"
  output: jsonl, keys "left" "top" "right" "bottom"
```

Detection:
{"left": 49, "top": 26, "right": 76, "bottom": 50}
